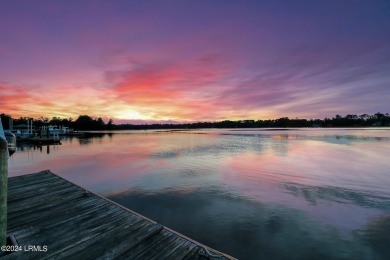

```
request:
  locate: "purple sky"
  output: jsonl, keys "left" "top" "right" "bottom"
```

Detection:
{"left": 1, "top": 0, "right": 389, "bottom": 122}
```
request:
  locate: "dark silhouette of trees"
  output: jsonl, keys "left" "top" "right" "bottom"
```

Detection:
{"left": 104, "top": 113, "right": 390, "bottom": 130}
{"left": 106, "top": 119, "right": 114, "bottom": 130}
{"left": 1, "top": 112, "right": 390, "bottom": 131}
{"left": 74, "top": 115, "right": 105, "bottom": 130}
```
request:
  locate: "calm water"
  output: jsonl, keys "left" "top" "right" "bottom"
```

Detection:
{"left": 8, "top": 128, "right": 390, "bottom": 259}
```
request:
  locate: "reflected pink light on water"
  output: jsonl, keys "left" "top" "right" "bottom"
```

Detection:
{"left": 222, "top": 139, "right": 390, "bottom": 198}
{"left": 220, "top": 144, "right": 386, "bottom": 231}
{"left": 9, "top": 135, "right": 168, "bottom": 186}
{"left": 221, "top": 137, "right": 390, "bottom": 203}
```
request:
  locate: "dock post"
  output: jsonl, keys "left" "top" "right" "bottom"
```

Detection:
{"left": 0, "top": 136, "right": 7, "bottom": 252}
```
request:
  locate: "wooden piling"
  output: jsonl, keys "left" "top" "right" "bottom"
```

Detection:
{"left": 0, "top": 137, "right": 7, "bottom": 253}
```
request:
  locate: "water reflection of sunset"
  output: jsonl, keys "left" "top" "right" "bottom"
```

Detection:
{"left": 8, "top": 129, "right": 390, "bottom": 259}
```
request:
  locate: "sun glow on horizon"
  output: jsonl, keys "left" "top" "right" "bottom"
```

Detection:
{"left": 114, "top": 109, "right": 149, "bottom": 120}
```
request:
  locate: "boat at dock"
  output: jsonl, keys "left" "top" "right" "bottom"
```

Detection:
{"left": 4, "top": 131, "right": 16, "bottom": 156}
{"left": 29, "top": 133, "right": 61, "bottom": 144}
{"left": 42, "top": 125, "right": 84, "bottom": 136}
{"left": 8, "top": 130, "right": 33, "bottom": 140}
{"left": 6, "top": 119, "right": 36, "bottom": 141}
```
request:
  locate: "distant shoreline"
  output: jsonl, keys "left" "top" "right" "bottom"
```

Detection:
{"left": 2, "top": 113, "right": 389, "bottom": 131}
{"left": 80, "top": 126, "right": 390, "bottom": 134}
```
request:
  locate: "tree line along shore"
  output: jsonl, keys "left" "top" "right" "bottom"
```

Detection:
{"left": 1, "top": 113, "right": 389, "bottom": 131}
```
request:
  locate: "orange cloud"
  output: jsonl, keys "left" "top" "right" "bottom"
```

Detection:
{"left": 103, "top": 55, "right": 240, "bottom": 121}
{"left": 0, "top": 83, "right": 113, "bottom": 119}
{"left": 0, "top": 83, "right": 37, "bottom": 116}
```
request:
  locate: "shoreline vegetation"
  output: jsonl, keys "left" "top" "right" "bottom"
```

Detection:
{"left": 1, "top": 113, "right": 389, "bottom": 131}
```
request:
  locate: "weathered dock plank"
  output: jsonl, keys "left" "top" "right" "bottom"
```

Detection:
{"left": 2, "top": 171, "right": 235, "bottom": 259}
{"left": 11, "top": 200, "right": 116, "bottom": 240}
{"left": 183, "top": 247, "right": 203, "bottom": 260}
{"left": 8, "top": 179, "right": 70, "bottom": 198}
{"left": 7, "top": 192, "right": 100, "bottom": 230}
{"left": 94, "top": 223, "right": 164, "bottom": 259}
{"left": 7, "top": 171, "right": 53, "bottom": 188}
{"left": 118, "top": 229, "right": 175, "bottom": 259}
{"left": 149, "top": 237, "right": 190, "bottom": 260}
{"left": 165, "top": 240, "right": 198, "bottom": 259}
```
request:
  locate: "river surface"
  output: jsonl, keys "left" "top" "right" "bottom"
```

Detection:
{"left": 8, "top": 128, "right": 390, "bottom": 259}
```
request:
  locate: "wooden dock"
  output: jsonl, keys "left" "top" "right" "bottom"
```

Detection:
{"left": 2, "top": 171, "right": 235, "bottom": 259}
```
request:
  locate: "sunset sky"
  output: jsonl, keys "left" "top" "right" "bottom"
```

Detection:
{"left": 1, "top": 0, "right": 389, "bottom": 123}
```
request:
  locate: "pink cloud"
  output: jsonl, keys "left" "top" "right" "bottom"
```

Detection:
{"left": 103, "top": 53, "right": 238, "bottom": 121}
